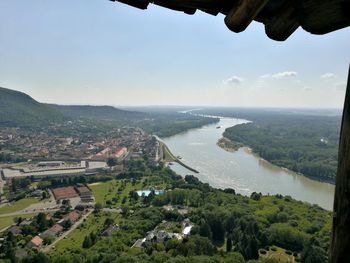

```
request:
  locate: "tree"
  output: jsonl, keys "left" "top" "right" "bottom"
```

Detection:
{"left": 199, "top": 220, "right": 212, "bottom": 239}
{"left": 226, "top": 236, "right": 233, "bottom": 252}
{"left": 107, "top": 158, "right": 117, "bottom": 167}
{"left": 43, "top": 236, "right": 53, "bottom": 245}
{"left": 104, "top": 217, "right": 114, "bottom": 227}
{"left": 62, "top": 219, "right": 72, "bottom": 230}
{"left": 94, "top": 203, "right": 103, "bottom": 214}
{"left": 42, "top": 191, "right": 48, "bottom": 199}
{"left": 250, "top": 192, "right": 262, "bottom": 201}
{"left": 82, "top": 235, "right": 92, "bottom": 248}
{"left": 22, "top": 252, "right": 50, "bottom": 263}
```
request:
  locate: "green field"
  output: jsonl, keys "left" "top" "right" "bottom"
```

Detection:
{"left": 0, "top": 198, "right": 40, "bottom": 215}
{"left": 0, "top": 213, "right": 37, "bottom": 230}
{"left": 48, "top": 212, "right": 121, "bottom": 258}
{"left": 161, "top": 142, "right": 177, "bottom": 162}
{"left": 89, "top": 179, "right": 143, "bottom": 207}
{"left": 260, "top": 246, "right": 296, "bottom": 262}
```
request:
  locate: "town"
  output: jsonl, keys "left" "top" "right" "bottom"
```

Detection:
{"left": 0, "top": 124, "right": 186, "bottom": 260}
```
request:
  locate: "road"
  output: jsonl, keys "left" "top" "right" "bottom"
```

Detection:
{"left": 42, "top": 209, "right": 93, "bottom": 252}
{"left": 0, "top": 190, "right": 59, "bottom": 218}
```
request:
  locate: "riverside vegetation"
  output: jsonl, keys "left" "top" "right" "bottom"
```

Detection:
{"left": 196, "top": 108, "right": 341, "bottom": 184}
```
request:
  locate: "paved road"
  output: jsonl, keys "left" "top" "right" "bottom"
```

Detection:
{"left": 42, "top": 210, "right": 93, "bottom": 252}
{"left": 0, "top": 208, "right": 59, "bottom": 218}
{"left": 0, "top": 190, "right": 60, "bottom": 218}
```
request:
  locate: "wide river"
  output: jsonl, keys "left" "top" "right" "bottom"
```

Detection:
{"left": 162, "top": 116, "right": 335, "bottom": 210}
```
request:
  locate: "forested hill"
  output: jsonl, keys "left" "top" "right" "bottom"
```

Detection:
{"left": 223, "top": 113, "right": 341, "bottom": 184}
{"left": 48, "top": 104, "right": 148, "bottom": 121}
{"left": 0, "top": 87, "right": 66, "bottom": 127}
{"left": 0, "top": 87, "right": 146, "bottom": 128}
{"left": 0, "top": 88, "right": 217, "bottom": 137}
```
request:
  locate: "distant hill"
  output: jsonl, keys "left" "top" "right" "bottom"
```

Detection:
{"left": 0, "top": 87, "right": 66, "bottom": 127}
{"left": 49, "top": 104, "right": 148, "bottom": 121}
{"left": 0, "top": 87, "right": 147, "bottom": 128}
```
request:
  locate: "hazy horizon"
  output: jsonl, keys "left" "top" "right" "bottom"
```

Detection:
{"left": 1, "top": 1, "right": 349, "bottom": 108}
{"left": 1, "top": 86, "right": 344, "bottom": 113}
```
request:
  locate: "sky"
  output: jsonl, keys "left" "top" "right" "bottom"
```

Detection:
{"left": 0, "top": 0, "right": 349, "bottom": 108}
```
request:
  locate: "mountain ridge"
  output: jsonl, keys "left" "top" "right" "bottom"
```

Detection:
{"left": 0, "top": 87, "right": 146, "bottom": 127}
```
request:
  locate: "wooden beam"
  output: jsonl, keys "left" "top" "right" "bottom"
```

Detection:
{"left": 264, "top": 0, "right": 299, "bottom": 41}
{"left": 152, "top": 0, "right": 232, "bottom": 13}
{"left": 224, "top": 0, "right": 269, "bottom": 33}
{"left": 116, "top": 0, "right": 149, "bottom": 10}
{"left": 331, "top": 65, "right": 350, "bottom": 263}
{"left": 298, "top": 0, "right": 350, "bottom": 34}
{"left": 153, "top": 1, "right": 196, "bottom": 14}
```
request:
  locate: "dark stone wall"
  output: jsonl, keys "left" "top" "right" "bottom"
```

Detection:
{"left": 331, "top": 66, "right": 350, "bottom": 262}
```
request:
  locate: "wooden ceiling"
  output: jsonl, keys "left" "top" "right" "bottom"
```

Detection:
{"left": 109, "top": 0, "right": 350, "bottom": 41}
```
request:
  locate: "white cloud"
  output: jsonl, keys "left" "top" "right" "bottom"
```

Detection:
{"left": 320, "top": 73, "right": 336, "bottom": 79}
{"left": 259, "top": 71, "right": 298, "bottom": 79}
{"left": 272, "top": 71, "right": 298, "bottom": 78}
{"left": 223, "top": 75, "right": 244, "bottom": 85}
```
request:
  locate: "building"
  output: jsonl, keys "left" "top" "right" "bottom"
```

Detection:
{"left": 100, "top": 224, "right": 119, "bottom": 237}
{"left": 63, "top": 210, "right": 80, "bottom": 224}
{"left": 41, "top": 224, "right": 64, "bottom": 238}
{"left": 2, "top": 160, "right": 107, "bottom": 181}
{"left": 26, "top": 236, "right": 43, "bottom": 249}
{"left": 30, "top": 189, "right": 44, "bottom": 198}
{"left": 96, "top": 147, "right": 112, "bottom": 158}
{"left": 142, "top": 230, "right": 174, "bottom": 247}
{"left": 6, "top": 226, "right": 22, "bottom": 235}
{"left": 115, "top": 147, "right": 128, "bottom": 160}
{"left": 52, "top": 186, "right": 79, "bottom": 201}
{"left": 2, "top": 167, "right": 86, "bottom": 180}
{"left": 76, "top": 186, "right": 94, "bottom": 203}
{"left": 38, "top": 161, "right": 65, "bottom": 167}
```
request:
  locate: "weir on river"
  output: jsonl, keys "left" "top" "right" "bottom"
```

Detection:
{"left": 162, "top": 116, "right": 335, "bottom": 210}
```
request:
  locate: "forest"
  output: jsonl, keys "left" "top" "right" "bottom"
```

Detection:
{"left": 0, "top": 87, "right": 217, "bottom": 139}
{"left": 1, "top": 157, "right": 331, "bottom": 263}
{"left": 195, "top": 108, "right": 341, "bottom": 183}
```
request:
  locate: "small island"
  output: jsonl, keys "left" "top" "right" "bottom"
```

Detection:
{"left": 217, "top": 137, "right": 242, "bottom": 152}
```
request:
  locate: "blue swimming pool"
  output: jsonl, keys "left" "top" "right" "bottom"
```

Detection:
{"left": 136, "top": 190, "right": 164, "bottom": 197}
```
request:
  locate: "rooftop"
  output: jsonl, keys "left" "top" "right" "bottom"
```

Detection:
{"left": 29, "top": 236, "right": 43, "bottom": 247}
{"left": 110, "top": 0, "right": 350, "bottom": 41}
{"left": 52, "top": 186, "right": 79, "bottom": 200}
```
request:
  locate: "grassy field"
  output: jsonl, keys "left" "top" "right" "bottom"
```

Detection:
{"left": 161, "top": 142, "right": 177, "bottom": 162}
{"left": 48, "top": 212, "right": 121, "bottom": 258}
{"left": 0, "top": 213, "right": 38, "bottom": 230}
{"left": 0, "top": 198, "right": 40, "bottom": 215}
{"left": 89, "top": 179, "right": 143, "bottom": 207}
{"left": 49, "top": 178, "right": 161, "bottom": 257}
{"left": 260, "top": 246, "right": 296, "bottom": 262}
{"left": 88, "top": 180, "right": 118, "bottom": 205}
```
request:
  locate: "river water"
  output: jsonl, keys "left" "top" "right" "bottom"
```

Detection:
{"left": 162, "top": 116, "right": 335, "bottom": 210}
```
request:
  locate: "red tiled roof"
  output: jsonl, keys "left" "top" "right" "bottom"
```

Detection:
{"left": 52, "top": 186, "right": 78, "bottom": 200}
{"left": 64, "top": 210, "right": 80, "bottom": 222}
{"left": 77, "top": 186, "right": 90, "bottom": 194}
{"left": 50, "top": 224, "right": 64, "bottom": 233}
{"left": 30, "top": 236, "right": 43, "bottom": 247}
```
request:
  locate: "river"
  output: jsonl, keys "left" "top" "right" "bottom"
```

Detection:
{"left": 162, "top": 116, "right": 335, "bottom": 210}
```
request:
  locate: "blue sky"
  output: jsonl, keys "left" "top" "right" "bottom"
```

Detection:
{"left": 0, "top": 0, "right": 349, "bottom": 108}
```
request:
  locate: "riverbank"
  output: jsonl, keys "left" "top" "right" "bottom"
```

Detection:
{"left": 222, "top": 136, "right": 336, "bottom": 185}
{"left": 159, "top": 141, "right": 199, "bottom": 174}
{"left": 163, "top": 115, "right": 334, "bottom": 210}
